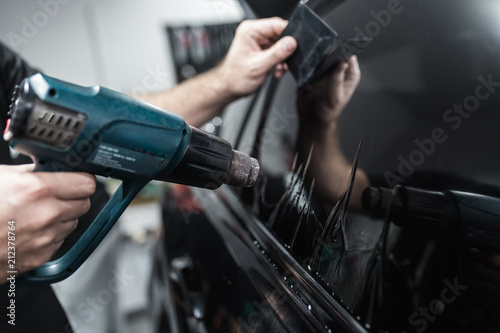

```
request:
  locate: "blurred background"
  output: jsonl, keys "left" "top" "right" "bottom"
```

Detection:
{"left": 0, "top": 0, "right": 244, "bottom": 89}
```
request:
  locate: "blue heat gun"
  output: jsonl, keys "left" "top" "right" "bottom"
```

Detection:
{"left": 3, "top": 73, "right": 259, "bottom": 285}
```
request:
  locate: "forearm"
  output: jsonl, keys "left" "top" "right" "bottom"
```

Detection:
{"left": 134, "top": 65, "right": 237, "bottom": 128}
{"left": 134, "top": 18, "right": 297, "bottom": 128}
{"left": 299, "top": 120, "right": 370, "bottom": 211}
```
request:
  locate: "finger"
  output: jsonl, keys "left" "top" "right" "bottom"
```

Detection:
{"left": 52, "top": 218, "right": 78, "bottom": 243}
{"left": 277, "top": 62, "right": 290, "bottom": 74}
{"left": 0, "top": 163, "right": 35, "bottom": 173}
{"left": 345, "top": 55, "right": 361, "bottom": 85}
{"left": 275, "top": 63, "right": 286, "bottom": 78}
{"left": 55, "top": 197, "right": 92, "bottom": 222}
{"left": 17, "top": 163, "right": 35, "bottom": 172}
{"left": 255, "top": 36, "right": 297, "bottom": 73}
{"left": 274, "top": 69, "right": 284, "bottom": 79}
{"left": 276, "top": 62, "right": 290, "bottom": 73}
{"left": 37, "top": 172, "right": 96, "bottom": 200}
{"left": 332, "top": 61, "right": 349, "bottom": 85}
{"left": 25, "top": 196, "right": 91, "bottom": 226}
{"left": 17, "top": 218, "right": 77, "bottom": 263}
{"left": 246, "top": 17, "right": 289, "bottom": 41}
{"left": 274, "top": 67, "right": 284, "bottom": 79}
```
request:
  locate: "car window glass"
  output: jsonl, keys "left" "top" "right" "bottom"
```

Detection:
{"left": 222, "top": 0, "right": 500, "bottom": 328}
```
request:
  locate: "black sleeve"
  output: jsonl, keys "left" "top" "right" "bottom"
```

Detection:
{"left": 0, "top": 43, "right": 75, "bottom": 333}
{"left": 0, "top": 43, "right": 40, "bottom": 164}
{"left": 0, "top": 44, "right": 113, "bottom": 333}
{"left": 0, "top": 43, "right": 39, "bottom": 122}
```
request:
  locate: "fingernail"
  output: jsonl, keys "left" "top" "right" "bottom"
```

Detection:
{"left": 282, "top": 38, "right": 292, "bottom": 53}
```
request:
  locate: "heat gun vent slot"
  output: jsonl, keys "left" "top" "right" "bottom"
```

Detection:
{"left": 8, "top": 85, "right": 19, "bottom": 117}
{"left": 24, "top": 100, "right": 87, "bottom": 150}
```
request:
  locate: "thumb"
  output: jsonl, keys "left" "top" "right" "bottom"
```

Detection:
{"left": 257, "top": 36, "right": 297, "bottom": 72}
{"left": 14, "top": 163, "right": 35, "bottom": 173}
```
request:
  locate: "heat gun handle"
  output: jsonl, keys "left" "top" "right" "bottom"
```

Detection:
{"left": 18, "top": 179, "right": 148, "bottom": 285}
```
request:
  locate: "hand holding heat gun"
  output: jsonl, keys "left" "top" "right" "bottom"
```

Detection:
{"left": 3, "top": 73, "right": 259, "bottom": 285}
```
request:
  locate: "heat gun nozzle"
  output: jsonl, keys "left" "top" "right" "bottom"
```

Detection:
{"left": 227, "top": 150, "right": 260, "bottom": 187}
{"left": 158, "top": 127, "right": 260, "bottom": 189}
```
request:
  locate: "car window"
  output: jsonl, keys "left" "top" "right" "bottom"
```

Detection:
{"left": 216, "top": 0, "right": 500, "bottom": 330}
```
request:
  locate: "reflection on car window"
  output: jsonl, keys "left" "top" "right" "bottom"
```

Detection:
{"left": 229, "top": 0, "right": 500, "bottom": 331}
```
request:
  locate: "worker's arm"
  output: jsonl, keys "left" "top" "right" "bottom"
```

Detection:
{"left": 135, "top": 17, "right": 297, "bottom": 127}
{"left": 297, "top": 56, "right": 369, "bottom": 211}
